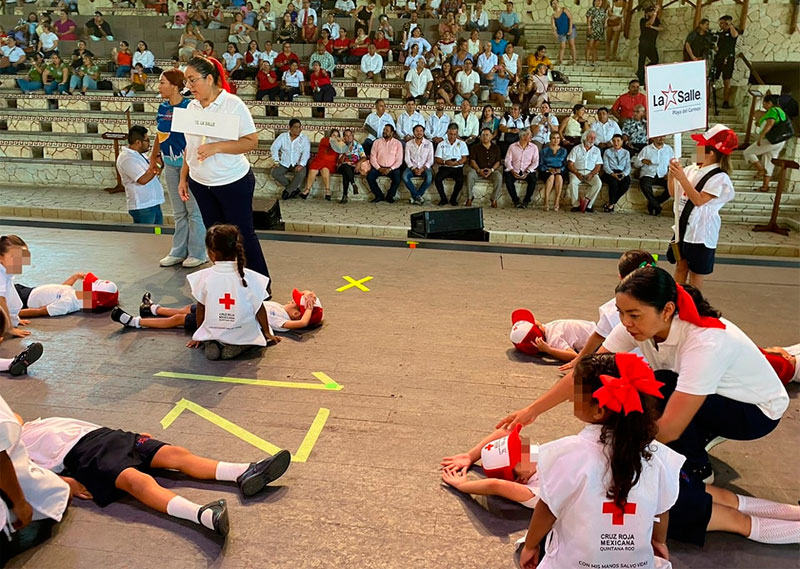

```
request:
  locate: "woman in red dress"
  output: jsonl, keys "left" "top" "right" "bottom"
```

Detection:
{"left": 300, "top": 129, "right": 341, "bottom": 200}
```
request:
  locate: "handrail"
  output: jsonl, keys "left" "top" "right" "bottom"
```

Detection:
{"left": 737, "top": 53, "right": 765, "bottom": 86}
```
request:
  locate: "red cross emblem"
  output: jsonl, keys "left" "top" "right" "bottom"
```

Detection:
{"left": 219, "top": 293, "right": 236, "bottom": 310}
{"left": 484, "top": 444, "right": 494, "bottom": 451}
{"left": 602, "top": 501, "right": 637, "bottom": 525}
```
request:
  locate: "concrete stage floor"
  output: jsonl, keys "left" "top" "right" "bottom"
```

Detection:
{"left": 1, "top": 225, "right": 798, "bottom": 569}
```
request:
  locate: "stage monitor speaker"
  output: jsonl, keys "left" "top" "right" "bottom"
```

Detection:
{"left": 253, "top": 200, "right": 285, "bottom": 231}
{"left": 409, "top": 207, "right": 488, "bottom": 241}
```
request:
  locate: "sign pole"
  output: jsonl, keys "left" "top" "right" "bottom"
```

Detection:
{"left": 673, "top": 133, "right": 682, "bottom": 161}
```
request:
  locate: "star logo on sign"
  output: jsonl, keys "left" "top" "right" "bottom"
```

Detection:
{"left": 661, "top": 84, "right": 679, "bottom": 110}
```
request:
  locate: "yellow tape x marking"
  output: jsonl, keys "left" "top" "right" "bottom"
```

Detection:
{"left": 160, "top": 399, "right": 329, "bottom": 463}
{"left": 154, "top": 371, "right": 343, "bottom": 391}
{"left": 336, "top": 275, "right": 373, "bottom": 292}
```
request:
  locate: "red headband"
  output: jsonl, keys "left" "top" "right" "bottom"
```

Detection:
{"left": 593, "top": 353, "right": 665, "bottom": 415}
{"left": 675, "top": 285, "right": 725, "bottom": 329}
{"left": 207, "top": 56, "right": 232, "bottom": 93}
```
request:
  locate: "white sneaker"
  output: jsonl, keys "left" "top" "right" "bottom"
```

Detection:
{"left": 159, "top": 255, "right": 185, "bottom": 267}
{"left": 182, "top": 257, "right": 207, "bottom": 268}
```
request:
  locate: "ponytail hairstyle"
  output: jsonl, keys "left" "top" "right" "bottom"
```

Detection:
{"left": 186, "top": 55, "right": 232, "bottom": 92}
{"left": 615, "top": 266, "right": 722, "bottom": 319}
{"left": 704, "top": 145, "right": 731, "bottom": 174}
{"left": 617, "top": 249, "right": 656, "bottom": 279}
{"left": 0, "top": 235, "right": 28, "bottom": 256}
{"left": 205, "top": 224, "right": 248, "bottom": 287}
{"left": 574, "top": 353, "right": 660, "bottom": 508}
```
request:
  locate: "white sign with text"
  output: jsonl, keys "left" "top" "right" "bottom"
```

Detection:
{"left": 171, "top": 107, "right": 241, "bottom": 141}
{"left": 645, "top": 60, "right": 708, "bottom": 139}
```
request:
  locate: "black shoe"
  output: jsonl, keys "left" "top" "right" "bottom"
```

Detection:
{"left": 449, "top": 198, "right": 458, "bottom": 206}
{"left": 339, "top": 196, "right": 348, "bottom": 204}
{"left": 288, "top": 188, "right": 302, "bottom": 199}
{"left": 204, "top": 340, "right": 222, "bottom": 361}
{"left": 8, "top": 343, "right": 43, "bottom": 376}
{"left": 325, "top": 194, "right": 331, "bottom": 201}
{"left": 522, "top": 200, "right": 530, "bottom": 208}
{"left": 281, "top": 190, "right": 290, "bottom": 200}
{"left": 385, "top": 197, "right": 395, "bottom": 204}
{"left": 139, "top": 291, "right": 153, "bottom": 318}
{"left": 370, "top": 197, "right": 384, "bottom": 203}
{"left": 438, "top": 199, "right": 448, "bottom": 206}
{"left": 111, "top": 306, "right": 135, "bottom": 327}
{"left": 237, "top": 449, "right": 292, "bottom": 496}
{"left": 515, "top": 202, "right": 525, "bottom": 209}
{"left": 586, "top": 207, "right": 594, "bottom": 213}
{"left": 198, "top": 499, "right": 230, "bottom": 537}
{"left": 570, "top": 206, "right": 582, "bottom": 212}
{"left": 653, "top": 205, "right": 662, "bottom": 216}
{"left": 299, "top": 191, "right": 309, "bottom": 200}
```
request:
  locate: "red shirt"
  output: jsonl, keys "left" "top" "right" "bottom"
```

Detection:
{"left": 256, "top": 69, "right": 279, "bottom": 90}
{"left": 275, "top": 52, "right": 300, "bottom": 73}
{"left": 333, "top": 38, "right": 352, "bottom": 53}
{"left": 310, "top": 70, "right": 332, "bottom": 90}
{"left": 611, "top": 92, "right": 647, "bottom": 120}
{"left": 349, "top": 38, "right": 371, "bottom": 57}
{"left": 323, "top": 39, "right": 335, "bottom": 53}
{"left": 373, "top": 38, "right": 390, "bottom": 54}
{"left": 116, "top": 51, "right": 133, "bottom": 66}
{"left": 54, "top": 18, "right": 78, "bottom": 40}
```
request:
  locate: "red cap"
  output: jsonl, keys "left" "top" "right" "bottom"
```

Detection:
{"left": 760, "top": 348, "right": 794, "bottom": 385}
{"left": 481, "top": 424, "right": 523, "bottom": 481}
{"left": 690, "top": 124, "right": 739, "bottom": 155}
{"left": 510, "top": 309, "right": 544, "bottom": 355}
{"left": 82, "top": 272, "right": 119, "bottom": 311}
{"left": 292, "top": 289, "right": 323, "bottom": 326}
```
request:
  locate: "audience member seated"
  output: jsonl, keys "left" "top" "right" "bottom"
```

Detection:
{"left": 590, "top": 106, "right": 622, "bottom": 152}
{"left": 69, "top": 40, "right": 93, "bottom": 70}
{"left": 633, "top": 135, "right": 673, "bottom": 216}
{"left": 450, "top": 38, "right": 473, "bottom": 72}
{"left": 68, "top": 54, "right": 100, "bottom": 94}
{"left": 490, "top": 66, "right": 511, "bottom": 106}
{"left": 527, "top": 63, "right": 549, "bottom": 109}
{"left": 367, "top": 124, "right": 404, "bottom": 203}
{"left": 622, "top": 103, "right": 648, "bottom": 153}
{"left": 279, "top": 60, "right": 304, "bottom": 101}
{"left": 171, "top": 2, "right": 189, "bottom": 28}
{"left": 309, "top": 40, "right": 335, "bottom": 73}
{"left": 0, "top": 37, "right": 27, "bottom": 75}
{"left": 466, "top": 0, "right": 489, "bottom": 31}
{"left": 405, "top": 58, "right": 433, "bottom": 103}
{"left": 611, "top": 78, "right": 647, "bottom": 121}
{"left": 222, "top": 42, "right": 245, "bottom": 79}
{"left": 501, "top": 43, "right": 520, "bottom": 82}
{"left": 309, "top": 60, "right": 335, "bottom": 101}
{"left": 504, "top": 129, "right": 539, "bottom": 208}
{"left": 401, "top": 11, "right": 421, "bottom": 44}
{"left": 427, "top": 97, "right": 452, "bottom": 146}
{"left": 336, "top": 129, "right": 369, "bottom": 203}
{"left": 53, "top": 9, "right": 78, "bottom": 41}
{"left": 37, "top": 24, "right": 58, "bottom": 58}
{"left": 256, "top": 60, "right": 280, "bottom": 101}
{"left": 376, "top": 15, "right": 395, "bottom": 43}
{"left": 454, "top": 58, "right": 480, "bottom": 106}
{"left": 17, "top": 51, "right": 45, "bottom": 92}
{"left": 527, "top": 44, "right": 552, "bottom": 73}
{"left": 438, "top": 31, "right": 456, "bottom": 58}
{"left": 397, "top": 98, "right": 426, "bottom": 142}
{"left": 438, "top": 12, "right": 460, "bottom": 38}
{"left": 498, "top": 1, "right": 523, "bottom": 45}
{"left": 206, "top": 2, "right": 226, "bottom": 29}
{"left": 499, "top": 103, "right": 530, "bottom": 153}
{"left": 300, "top": 128, "right": 340, "bottom": 200}
{"left": 200, "top": 40, "right": 220, "bottom": 61}
{"left": 188, "top": 2, "right": 209, "bottom": 28}
{"left": 567, "top": 130, "right": 603, "bottom": 212}
{"left": 275, "top": 42, "right": 301, "bottom": 73}
{"left": 530, "top": 101, "right": 560, "bottom": 150}
{"left": 402, "top": 124, "right": 435, "bottom": 204}
{"left": 349, "top": 27, "right": 371, "bottom": 63}
{"left": 332, "top": 28, "right": 352, "bottom": 63}
{"left": 111, "top": 40, "right": 133, "bottom": 77}
{"left": 277, "top": 12, "right": 299, "bottom": 43}
{"left": 132, "top": 41, "right": 157, "bottom": 74}
{"left": 116, "top": 63, "right": 147, "bottom": 97}
{"left": 241, "top": 40, "right": 261, "bottom": 78}
{"left": 258, "top": 2, "right": 278, "bottom": 30}
{"left": 404, "top": 44, "right": 426, "bottom": 71}
{"left": 297, "top": 0, "right": 319, "bottom": 43}
{"left": 85, "top": 11, "right": 114, "bottom": 42}
{"left": 476, "top": 42, "right": 498, "bottom": 84}
{"left": 373, "top": 30, "right": 391, "bottom": 59}
{"left": 403, "top": 27, "right": 431, "bottom": 59}
{"left": 228, "top": 12, "right": 255, "bottom": 43}
{"left": 273, "top": 118, "right": 311, "bottom": 199}
{"left": 601, "top": 134, "right": 631, "bottom": 212}
{"left": 539, "top": 131, "right": 567, "bottom": 210}
{"left": 466, "top": 127, "right": 503, "bottom": 207}
{"left": 453, "top": 99, "right": 479, "bottom": 144}
{"left": 178, "top": 24, "right": 204, "bottom": 62}
{"left": 466, "top": 29, "right": 481, "bottom": 57}
{"left": 359, "top": 42, "right": 383, "bottom": 80}
{"left": 434, "top": 123, "right": 470, "bottom": 206}
{"left": 479, "top": 104, "right": 500, "bottom": 141}
{"left": 560, "top": 103, "right": 589, "bottom": 149}
{"left": 42, "top": 53, "right": 70, "bottom": 95}
{"left": 334, "top": 0, "right": 356, "bottom": 16}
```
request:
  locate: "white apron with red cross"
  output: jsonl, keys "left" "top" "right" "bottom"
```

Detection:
{"left": 186, "top": 261, "right": 270, "bottom": 346}
{"left": 536, "top": 424, "right": 684, "bottom": 569}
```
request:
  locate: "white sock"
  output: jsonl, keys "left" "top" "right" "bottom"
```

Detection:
{"left": 0, "top": 358, "right": 12, "bottom": 372}
{"left": 215, "top": 461, "right": 250, "bottom": 482}
{"left": 166, "top": 496, "right": 214, "bottom": 530}
{"left": 130, "top": 316, "right": 142, "bottom": 328}
{"left": 151, "top": 304, "right": 161, "bottom": 316}
{"left": 117, "top": 312, "right": 141, "bottom": 328}
{"left": 747, "top": 515, "right": 800, "bottom": 545}
{"left": 738, "top": 494, "right": 800, "bottom": 521}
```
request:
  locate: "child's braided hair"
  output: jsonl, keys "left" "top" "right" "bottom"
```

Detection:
{"left": 205, "top": 224, "right": 248, "bottom": 287}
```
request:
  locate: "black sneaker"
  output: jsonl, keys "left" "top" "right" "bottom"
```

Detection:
{"left": 198, "top": 499, "right": 230, "bottom": 537}
{"left": 111, "top": 306, "right": 135, "bottom": 327}
{"left": 570, "top": 206, "right": 582, "bottom": 212}
{"left": 438, "top": 199, "right": 448, "bottom": 206}
{"left": 237, "top": 449, "right": 292, "bottom": 496}
{"left": 139, "top": 291, "right": 154, "bottom": 318}
{"left": 8, "top": 343, "right": 44, "bottom": 376}
{"left": 370, "top": 197, "right": 384, "bottom": 203}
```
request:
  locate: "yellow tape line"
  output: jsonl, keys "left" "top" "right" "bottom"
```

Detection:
{"left": 154, "top": 371, "right": 343, "bottom": 391}
{"left": 160, "top": 398, "right": 330, "bottom": 463}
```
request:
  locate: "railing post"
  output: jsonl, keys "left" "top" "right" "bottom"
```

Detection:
{"left": 742, "top": 89, "right": 762, "bottom": 148}
{"left": 740, "top": 0, "right": 749, "bottom": 32}
{"left": 753, "top": 159, "right": 799, "bottom": 236}
{"left": 693, "top": 0, "right": 703, "bottom": 29}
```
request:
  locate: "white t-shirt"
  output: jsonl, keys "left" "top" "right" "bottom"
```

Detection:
{"left": 531, "top": 113, "right": 561, "bottom": 145}
{"left": 544, "top": 319, "right": 594, "bottom": 352}
{"left": 116, "top": 146, "right": 166, "bottom": 211}
{"left": 283, "top": 69, "right": 304, "bottom": 88}
{"left": 187, "top": 261, "right": 270, "bottom": 346}
{"left": 455, "top": 70, "right": 480, "bottom": 94}
{"left": 672, "top": 163, "right": 734, "bottom": 249}
{"left": 264, "top": 300, "right": 290, "bottom": 332}
{"left": 536, "top": 425, "right": 684, "bottom": 569}
{"left": 20, "top": 417, "right": 101, "bottom": 473}
{"left": 185, "top": 89, "right": 258, "bottom": 186}
{"left": 39, "top": 32, "right": 58, "bottom": 50}
{"left": 594, "top": 297, "right": 619, "bottom": 338}
{"left": 0, "top": 397, "right": 70, "bottom": 535}
{"left": 222, "top": 51, "right": 243, "bottom": 72}
{"left": 26, "top": 284, "right": 81, "bottom": 316}
{"left": 603, "top": 318, "right": 790, "bottom": 420}
{"left": 0, "top": 264, "right": 22, "bottom": 327}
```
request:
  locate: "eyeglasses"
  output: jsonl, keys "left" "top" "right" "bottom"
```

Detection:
{"left": 184, "top": 76, "right": 204, "bottom": 86}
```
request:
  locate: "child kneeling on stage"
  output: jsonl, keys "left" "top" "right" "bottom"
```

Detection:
{"left": 441, "top": 425, "right": 540, "bottom": 509}
{"left": 509, "top": 309, "right": 595, "bottom": 362}
{"left": 18, "top": 413, "right": 292, "bottom": 538}
{"left": 112, "top": 224, "right": 273, "bottom": 360}
{"left": 16, "top": 272, "right": 119, "bottom": 318}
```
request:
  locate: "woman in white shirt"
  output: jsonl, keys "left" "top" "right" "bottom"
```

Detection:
{"left": 222, "top": 42, "right": 245, "bottom": 79}
{"left": 499, "top": 266, "right": 789, "bottom": 485}
{"left": 502, "top": 42, "right": 520, "bottom": 82}
{"left": 178, "top": 56, "right": 270, "bottom": 284}
{"left": 132, "top": 41, "right": 156, "bottom": 73}
{"left": 666, "top": 124, "right": 737, "bottom": 289}
{"left": 37, "top": 23, "right": 59, "bottom": 57}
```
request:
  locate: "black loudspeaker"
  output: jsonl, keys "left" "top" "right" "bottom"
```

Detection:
{"left": 408, "top": 207, "right": 488, "bottom": 241}
{"left": 253, "top": 200, "right": 285, "bottom": 230}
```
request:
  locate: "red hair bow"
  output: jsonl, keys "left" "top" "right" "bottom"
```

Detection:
{"left": 675, "top": 285, "right": 725, "bottom": 329}
{"left": 593, "top": 353, "right": 665, "bottom": 415}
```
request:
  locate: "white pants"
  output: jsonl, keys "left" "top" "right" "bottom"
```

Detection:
{"left": 567, "top": 173, "right": 602, "bottom": 207}
{"left": 743, "top": 139, "right": 786, "bottom": 177}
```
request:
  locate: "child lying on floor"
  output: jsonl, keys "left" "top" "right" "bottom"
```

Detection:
{"left": 761, "top": 344, "right": 799, "bottom": 385}
{"left": 509, "top": 309, "right": 594, "bottom": 362}
{"left": 16, "top": 272, "right": 118, "bottom": 318}
{"left": 440, "top": 425, "right": 540, "bottom": 509}
{"left": 17, "top": 412, "right": 293, "bottom": 538}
